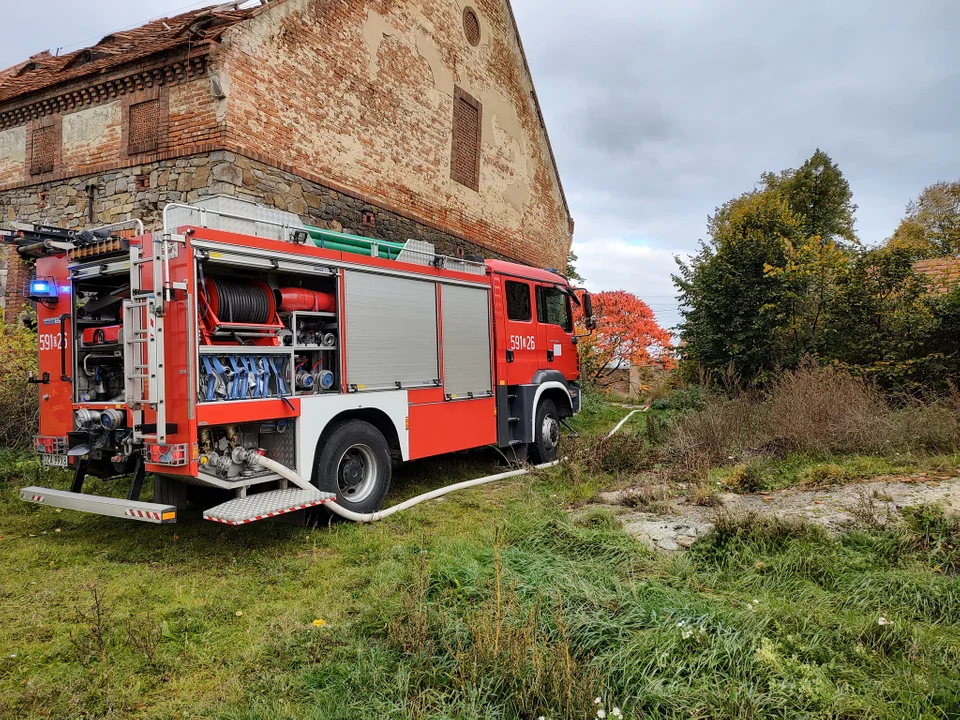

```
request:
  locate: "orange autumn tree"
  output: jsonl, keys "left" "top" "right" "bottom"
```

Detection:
{"left": 575, "top": 290, "right": 674, "bottom": 384}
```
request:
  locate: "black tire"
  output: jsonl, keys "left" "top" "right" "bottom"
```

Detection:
{"left": 153, "top": 475, "right": 188, "bottom": 509}
{"left": 529, "top": 398, "right": 560, "bottom": 465}
{"left": 315, "top": 420, "right": 392, "bottom": 514}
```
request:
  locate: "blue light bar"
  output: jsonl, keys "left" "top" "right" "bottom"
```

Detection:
{"left": 28, "top": 277, "right": 57, "bottom": 299}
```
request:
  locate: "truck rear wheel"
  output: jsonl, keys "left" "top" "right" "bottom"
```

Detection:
{"left": 315, "top": 420, "right": 392, "bottom": 514}
{"left": 529, "top": 398, "right": 560, "bottom": 465}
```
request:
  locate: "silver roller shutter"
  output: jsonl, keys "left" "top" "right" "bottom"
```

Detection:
{"left": 441, "top": 284, "right": 493, "bottom": 397}
{"left": 345, "top": 270, "right": 439, "bottom": 389}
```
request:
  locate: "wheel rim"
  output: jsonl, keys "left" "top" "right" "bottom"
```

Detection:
{"left": 541, "top": 413, "right": 560, "bottom": 450}
{"left": 336, "top": 443, "right": 378, "bottom": 503}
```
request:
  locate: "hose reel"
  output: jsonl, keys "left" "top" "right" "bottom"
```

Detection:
{"left": 201, "top": 277, "right": 276, "bottom": 325}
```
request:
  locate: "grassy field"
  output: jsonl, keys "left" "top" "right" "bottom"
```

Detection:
{"left": 1, "top": 393, "right": 959, "bottom": 719}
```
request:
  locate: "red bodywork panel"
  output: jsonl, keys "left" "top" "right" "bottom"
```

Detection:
{"left": 408, "top": 397, "right": 498, "bottom": 460}
{"left": 35, "top": 254, "right": 73, "bottom": 441}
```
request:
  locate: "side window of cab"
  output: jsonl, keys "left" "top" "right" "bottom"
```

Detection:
{"left": 505, "top": 281, "right": 532, "bottom": 322}
{"left": 536, "top": 285, "right": 572, "bottom": 332}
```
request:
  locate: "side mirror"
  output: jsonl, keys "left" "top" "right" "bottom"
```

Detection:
{"left": 583, "top": 292, "right": 597, "bottom": 329}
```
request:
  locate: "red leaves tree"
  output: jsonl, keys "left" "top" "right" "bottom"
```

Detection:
{"left": 575, "top": 290, "right": 674, "bottom": 383}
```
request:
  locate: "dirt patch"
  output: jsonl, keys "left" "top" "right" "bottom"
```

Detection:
{"left": 586, "top": 475, "right": 960, "bottom": 552}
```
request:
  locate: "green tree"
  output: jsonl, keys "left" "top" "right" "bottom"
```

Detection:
{"left": 675, "top": 190, "right": 802, "bottom": 384}
{"left": 675, "top": 150, "right": 858, "bottom": 385}
{"left": 887, "top": 181, "right": 960, "bottom": 258}
{"left": 565, "top": 250, "right": 585, "bottom": 284}
{"left": 760, "top": 148, "right": 858, "bottom": 245}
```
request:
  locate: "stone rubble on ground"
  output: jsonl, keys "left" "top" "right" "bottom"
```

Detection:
{"left": 582, "top": 475, "right": 960, "bottom": 553}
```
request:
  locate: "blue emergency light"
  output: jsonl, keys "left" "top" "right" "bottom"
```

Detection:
{"left": 28, "top": 276, "right": 58, "bottom": 300}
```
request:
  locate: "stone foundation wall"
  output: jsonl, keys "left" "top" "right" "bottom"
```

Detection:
{"left": 1, "top": 150, "right": 515, "bottom": 323}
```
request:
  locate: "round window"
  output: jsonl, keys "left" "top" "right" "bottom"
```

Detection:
{"left": 463, "top": 8, "right": 481, "bottom": 47}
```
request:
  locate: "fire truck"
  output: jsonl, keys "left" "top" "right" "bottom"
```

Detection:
{"left": 8, "top": 198, "right": 593, "bottom": 526}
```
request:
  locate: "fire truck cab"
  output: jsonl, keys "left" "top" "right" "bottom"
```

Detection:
{"left": 14, "top": 198, "right": 591, "bottom": 525}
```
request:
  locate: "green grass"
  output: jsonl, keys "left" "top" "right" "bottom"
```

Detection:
{"left": 0, "top": 394, "right": 958, "bottom": 719}
{"left": 711, "top": 452, "right": 960, "bottom": 493}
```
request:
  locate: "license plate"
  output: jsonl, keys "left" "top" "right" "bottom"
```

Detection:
{"left": 41, "top": 454, "right": 68, "bottom": 468}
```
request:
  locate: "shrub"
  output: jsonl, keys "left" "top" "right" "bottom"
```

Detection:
{"left": 889, "top": 402, "right": 960, "bottom": 454}
{"left": 650, "top": 385, "right": 707, "bottom": 412}
{"left": 763, "top": 364, "right": 892, "bottom": 455}
{"left": 663, "top": 394, "right": 762, "bottom": 474}
{"left": 571, "top": 432, "right": 652, "bottom": 475}
{"left": 0, "top": 324, "right": 38, "bottom": 447}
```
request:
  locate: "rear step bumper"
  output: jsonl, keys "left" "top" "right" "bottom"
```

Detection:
{"left": 20, "top": 487, "right": 177, "bottom": 524}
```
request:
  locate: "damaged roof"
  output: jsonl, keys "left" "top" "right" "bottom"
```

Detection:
{"left": 0, "top": 3, "right": 258, "bottom": 105}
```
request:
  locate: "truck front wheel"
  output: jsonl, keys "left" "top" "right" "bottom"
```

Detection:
{"left": 529, "top": 398, "right": 560, "bottom": 465}
{"left": 315, "top": 420, "right": 392, "bottom": 514}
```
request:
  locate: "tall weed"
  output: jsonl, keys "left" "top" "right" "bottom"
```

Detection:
{"left": 0, "top": 325, "right": 38, "bottom": 447}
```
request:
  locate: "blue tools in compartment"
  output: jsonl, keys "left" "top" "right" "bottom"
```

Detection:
{"left": 200, "top": 353, "right": 290, "bottom": 402}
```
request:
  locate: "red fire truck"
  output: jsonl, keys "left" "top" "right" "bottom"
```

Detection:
{"left": 10, "top": 198, "right": 593, "bottom": 525}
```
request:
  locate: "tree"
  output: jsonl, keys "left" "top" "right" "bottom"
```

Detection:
{"left": 887, "top": 181, "right": 960, "bottom": 258}
{"left": 566, "top": 250, "right": 585, "bottom": 284}
{"left": 675, "top": 150, "right": 858, "bottom": 385}
{"left": 761, "top": 149, "right": 858, "bottom": 245}
{"left": 575, "top": 290, "right": 673, "bottom": 384}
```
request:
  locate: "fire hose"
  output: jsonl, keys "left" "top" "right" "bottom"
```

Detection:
{"left": 242, "top": 407, "right": 645, "bottom": 523}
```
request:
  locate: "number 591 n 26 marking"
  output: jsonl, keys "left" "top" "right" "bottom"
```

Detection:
{"left": 509, "top": 335, "right": 536, "bottom": 351}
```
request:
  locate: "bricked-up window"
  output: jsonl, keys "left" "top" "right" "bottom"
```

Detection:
{"left": 451, "top": 87, "right": 481, "bottom": 191}
{"left": 30, "top": 125, "right": 55, "bottom": 175}
{"left": 463, "top": 8, "right": 481, "bottom": 46}
{"left": 128, "top": 98, "right": 161, "bottom": 155}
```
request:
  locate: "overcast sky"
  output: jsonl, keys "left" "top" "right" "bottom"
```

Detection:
{"left": 4, "top": 0, "right": 960, "bottom": 331}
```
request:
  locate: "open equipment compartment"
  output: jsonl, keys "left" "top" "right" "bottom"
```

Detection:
{"left": 194, "top": 258, "right": 342, "bottom": 404}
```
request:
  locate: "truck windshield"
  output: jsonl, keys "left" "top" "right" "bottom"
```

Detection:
{"left": 536, "top": 286, "right": 572, "bottom": 332}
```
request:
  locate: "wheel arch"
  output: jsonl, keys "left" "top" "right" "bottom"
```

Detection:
{"left": 314, "top": 408, "right": 402, "bottom": 463}
{"left": 530, "top": 380, "right": 573, "bottom": 431}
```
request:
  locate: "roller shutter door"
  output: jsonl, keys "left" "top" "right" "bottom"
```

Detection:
{"left": 441, "top": 284, "right": 492, "bottom": 397}
{"left": 345, "top": 271, "right": 439, "bottom": 389}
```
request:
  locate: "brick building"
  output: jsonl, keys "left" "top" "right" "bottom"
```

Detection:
{"left": 0, "top": 0, "right": 573, "bottom": 323}
{"left": 914, "top": 256, "right": 960, "bottom": 293}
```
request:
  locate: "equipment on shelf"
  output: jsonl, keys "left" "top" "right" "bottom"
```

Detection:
{"left": 200, "top": 353, "right": 291, "bottom": 402}
{"left": 275, "top": 287, "right": 336, "bottom": 313}
{"left": 202, "top": 277, "right": 275, "bottom": 325}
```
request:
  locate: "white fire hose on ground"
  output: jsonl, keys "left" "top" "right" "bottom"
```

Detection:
{"left": 246, "top": 406, "right": 645, "bottom": 523}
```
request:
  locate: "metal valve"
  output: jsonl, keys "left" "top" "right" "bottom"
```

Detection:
{"left": 100, "top": 409, "right": 126, "bottom": 430}
{"left": 75, "top": 409, "right": 102, "bottom": 428}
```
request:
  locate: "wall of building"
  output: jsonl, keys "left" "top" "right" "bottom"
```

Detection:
{"left": 0, "top": 67, "right": 219, "bottom": 189}
{"left": 0, "top": 149, "right": 506, "bottom": 323}
{"left": 215, "top": 0, "right": 571, "bottom": 269}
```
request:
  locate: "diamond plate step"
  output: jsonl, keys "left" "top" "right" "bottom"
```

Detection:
{"left": 203, "top": 488, "right": 335, "bottom": 526}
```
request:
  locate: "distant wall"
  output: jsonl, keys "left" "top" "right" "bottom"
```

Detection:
{"left": 216, "top": 0, "right": 572, "bottom": 269}
{"left": 0, "top": 149, "right": 506, "bottom": 323}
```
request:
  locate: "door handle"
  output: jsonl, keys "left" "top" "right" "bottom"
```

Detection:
{"left": 546, "top": 349, "right": 554, "bottom": 362}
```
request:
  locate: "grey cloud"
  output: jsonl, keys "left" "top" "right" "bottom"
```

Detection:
{"left": 2, "top": 0, "right": 958, "bottom": 320}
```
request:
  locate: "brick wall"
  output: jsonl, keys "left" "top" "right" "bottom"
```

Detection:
{"left": 0, "top": 67, "right": 218, "bottom": 190}
{"left": 215, "top": 0, "right": 571, "bottom": 269}
{"left": 914, "top": 257, "right": 960, "bottom": 294}
{"left": 0, "top": 149, "right": 512, "bottom": 323}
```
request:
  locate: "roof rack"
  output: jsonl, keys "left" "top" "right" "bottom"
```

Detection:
{"left": 162, "top": 198, "right": 485, "bottom": 275}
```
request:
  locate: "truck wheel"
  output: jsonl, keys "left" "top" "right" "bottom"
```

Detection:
{"left": 529, "top": 398, "right": 560, "bottom": 465}
{"left": 153, "top": 475, "right": 188, "bottom": 509}
{"left": 315, "top": 420, "right": 392, "bottom": 514}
